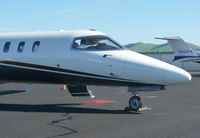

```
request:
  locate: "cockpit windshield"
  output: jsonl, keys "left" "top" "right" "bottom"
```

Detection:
{"left": 73, "top": 37, "right": 123, "bottom": 50}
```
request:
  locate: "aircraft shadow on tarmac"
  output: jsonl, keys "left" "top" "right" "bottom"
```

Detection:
{"left": 0, "top": 103, "right": 140, "bottom": 114}
{"left": 0, "top": 90, "right": 25, "bottom": 96}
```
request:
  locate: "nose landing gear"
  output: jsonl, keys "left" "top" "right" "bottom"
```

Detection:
{"left": 125, "top": 92, "right": 142, "bottom": 112}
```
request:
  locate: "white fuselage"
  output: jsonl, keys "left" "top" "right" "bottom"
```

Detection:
{"left": 0, "top": 30, "right": 191, "bottom": 86}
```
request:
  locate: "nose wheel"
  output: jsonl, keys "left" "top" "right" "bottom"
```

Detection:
{"left": 125, "top": 93, "right": 142, "bottom": 112}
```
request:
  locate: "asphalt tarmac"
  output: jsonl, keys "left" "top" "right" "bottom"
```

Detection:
{"left": 1, "top": 75, "right": 200, "bottom": 138}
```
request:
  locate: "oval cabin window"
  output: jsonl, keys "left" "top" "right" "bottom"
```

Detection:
{"left": 3, "top": 42, "right": 11, "bottom": 53}
{"left": 32, "top": 41, "right": 40, "bottom": 53}
{"left": 18, "top": 41, "right": 25, "bottom": 53}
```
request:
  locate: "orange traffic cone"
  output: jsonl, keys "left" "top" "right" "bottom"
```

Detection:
{"left": 60, "top": 84, "right": 66, "bottom": 90}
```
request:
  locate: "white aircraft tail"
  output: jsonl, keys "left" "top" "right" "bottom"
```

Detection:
{"left": 154, "top": 37, "right": 198, "bottom": 62}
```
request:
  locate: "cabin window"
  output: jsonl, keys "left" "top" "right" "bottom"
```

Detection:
{"left": 18, "top": 41, "right": 25, "bottom": 53}
{"left": 73, "top": 37, "right": 123, "bottom": 50}
{"left": 3, "top": 42, "right": 11, "bottom": 53}
{"left": 32, "top": 41, "right": 40, "bottom": 53}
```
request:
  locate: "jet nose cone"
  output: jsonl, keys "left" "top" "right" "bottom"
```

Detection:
{"left": 165, "top": 68, "right": 191, "bottom": 85}
{"left": 177, "top": 70, "right": 191, "bottom": 83}
{"left": 183, "top": 71, "right": 192, "bottom": 82}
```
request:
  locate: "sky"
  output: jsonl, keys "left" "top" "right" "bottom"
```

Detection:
{"left": 0, "top": 0, "right": 200, "bottom": 45}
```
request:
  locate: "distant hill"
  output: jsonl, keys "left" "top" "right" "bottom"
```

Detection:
{"left": 125, "top": 42, "right": 200, "bottom": 53}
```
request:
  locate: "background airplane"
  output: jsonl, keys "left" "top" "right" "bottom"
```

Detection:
{"left": 154, "top": 37, "right": 200, "bottom": 63}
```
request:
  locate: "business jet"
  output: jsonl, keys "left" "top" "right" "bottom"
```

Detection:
{"left": 0, "top": 30, "right": 191, "bottom": 112}
{"left": 154, "top": 37, "right": 200, "bottom": 63}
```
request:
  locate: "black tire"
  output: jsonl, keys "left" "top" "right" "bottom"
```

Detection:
{"left": 129, "top": 96, "right": 142, "bottom": 111}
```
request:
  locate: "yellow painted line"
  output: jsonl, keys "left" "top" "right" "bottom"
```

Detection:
{"left": 139, "top": 107, "right": 152, "bottom": 111}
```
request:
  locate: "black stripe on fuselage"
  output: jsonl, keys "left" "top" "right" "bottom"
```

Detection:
{"left": 0, "top": 60, "right": 113, "bottom": 78}
{"left": 0, "top": 63, "right": 157, "bottom": 86}
{"left": 0, "top": 60, "right": 138, "bottom": 83}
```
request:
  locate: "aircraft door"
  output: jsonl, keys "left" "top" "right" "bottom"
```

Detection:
{"left": 68, "top": 51, "right": 114, "bottom": 78}
{"left": 69, "top": 51, "right": 122, "bottom": 79}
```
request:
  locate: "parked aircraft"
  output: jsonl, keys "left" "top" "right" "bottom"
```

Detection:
{"left": 0, "top": 30, "right": 191, "bottom": 112}
{"left": 154, "top": 37, "right": 200, "bottom": 63}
